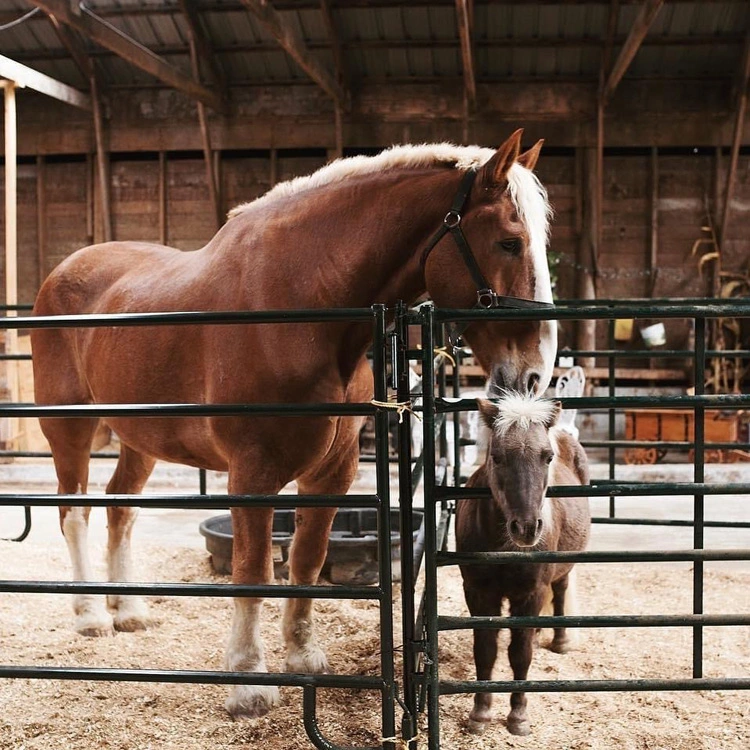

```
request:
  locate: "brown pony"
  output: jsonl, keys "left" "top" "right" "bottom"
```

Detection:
{"left": 456, "top": 392, "right": 591, "bottom": 736}
{"left": 30, "top": 130, "right": 557, "bottom": 719}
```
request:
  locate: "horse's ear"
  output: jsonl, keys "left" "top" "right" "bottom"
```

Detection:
{"left": 479, "top": 129, "right": 523, "bottom": 186}
{"left": 545, "top": 400, "right": 563, "bottom": 429}
{"left": 477, "top": 399, "right": 499, "bottom": 430}
{"left": 516, "top": 139, "right": 544, "bottom": 172}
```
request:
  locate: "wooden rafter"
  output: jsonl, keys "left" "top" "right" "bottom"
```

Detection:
{"left": 239, "top": 0, "right": 349, "bottom": 109}
{"left": 319, "top": 0, "right": 347, "bottom": 90}
{"left": 455, "top": 0, "right": 476, "bottom": 111}
{"left": 47, "top": 13, "right": 95, "bottom": 82}
{"left": 601, "top": 0, "right": 664, "bottom": 103}
{"left": 0, "top": 53, "right": 90, "bottom": 109}
{"left": 177, "top": 0, "right": 229, "bottom": 99}
{"left": 26, "top": 0, "right": 226, "bottom": 112}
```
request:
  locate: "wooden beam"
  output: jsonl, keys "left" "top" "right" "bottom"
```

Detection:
{"left": 319, "top": 0, "right": 347, "bottom": 91}
{"left": 47, "top": 13, "right": 95, "bottom": 82}
{"left": 720, "top": 29, "right": 750, "bottom": 249}
{"left": 177, "top": 0, "right": 229, "bottom": 100}
{"left": 0, "top": 53, "right": 90, "bottom": 110}
{"left": 26, "top": 0, "right": 225, "bottom": 112}
{"left": 455, "top": 0, "right": 476, "bottom": 112}
{"left": 649, "top": 146, "right": 658, "bottom": 297}
{"left": 36, "top": 155, "right": 47, "bottom": 288}
{"left": 158, "top": 151, "right": 168, "bottom": 245}
{"left": 90, "top": 75, "right": 112, "bottom": 242}
{"left": 602, "top": 0, "right": 664, "bottom": 103}
{"left": 238, "top": 0, "right": 349, "bottom": 109}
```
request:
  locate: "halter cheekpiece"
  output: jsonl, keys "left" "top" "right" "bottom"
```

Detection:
{"left": 419, "top": 166, "right": 555, "bottom": 346}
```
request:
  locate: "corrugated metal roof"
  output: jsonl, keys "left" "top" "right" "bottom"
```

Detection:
{"left": 0, "top": 1, "right": 747, "bottom": 89}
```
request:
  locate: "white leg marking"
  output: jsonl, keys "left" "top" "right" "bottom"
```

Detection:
{"left": 62, "top": 506, "right": 114, "bottom": 637}
{"left": 225, "top": 598, "right": 280, "bottom": 720}
{"left": 282, "top": 599, "right": 329, "bottom": 675}
{"left": 107, "top": 508, "right": 150, "bottom": 632}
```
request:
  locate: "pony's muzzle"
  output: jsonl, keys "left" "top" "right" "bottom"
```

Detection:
{"left": 508, "top": 518, "right": 543, "bottom": 547}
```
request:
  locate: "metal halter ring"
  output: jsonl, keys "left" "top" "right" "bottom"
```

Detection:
{"left": 443, "top": 210, "right": 462, "bottom": 228}
{"left": 476, "top": 289, "right": 497, "bottom": 309}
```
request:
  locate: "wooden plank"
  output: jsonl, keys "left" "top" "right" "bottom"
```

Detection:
{"left": 455, "top": 0, "right": 476, "bottom": 112}
{"left": 177, "top": 0, "right": 229, "bottom": 99}
{"left": 26, "top": 0, "right": 225, "bottom": 112}
{"left": 0, "top": 54, "right": 90, "bottom": 110}
{"left": 91, "top": 76, "right": 112, "bottom": 242}
{"left": 36, "top": 155, "right": 46, "bottom": 288}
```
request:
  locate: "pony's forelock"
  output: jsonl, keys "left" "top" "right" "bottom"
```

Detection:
{"left": 492, "top": 391, "right": 558, "bottom": 436}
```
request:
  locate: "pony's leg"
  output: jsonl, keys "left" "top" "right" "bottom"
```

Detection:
{"left": 506, "top": 591, "right": 546, "bottom": 736}
{"left": 284, "top": 445, "right": 359, "bottom": 674}
{"left": 224, "top": 472, "right": 283, "bottom": 720}
{"left": 549, "top": 568, "right": 579, "bottom": 654}
{"left": 47, "top": 417, "right": 113, "bottom": 637}
{"left": 105, "top": 446, "right": 156, "bottom": 632}
{"left": 463, "top": 582, "right": 503, "bottom": 734}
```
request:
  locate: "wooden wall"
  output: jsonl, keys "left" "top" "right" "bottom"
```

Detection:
{"left": 0, "top": 148, "right": 747, "bottom": 349}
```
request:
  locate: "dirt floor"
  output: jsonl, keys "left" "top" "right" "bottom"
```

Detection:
{"left": 1, "top": 531, "right": 749, "bottom": 750}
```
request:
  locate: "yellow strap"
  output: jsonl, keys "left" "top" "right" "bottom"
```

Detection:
{"left": 370, "top": 398, "right": 422, "bottom": 423}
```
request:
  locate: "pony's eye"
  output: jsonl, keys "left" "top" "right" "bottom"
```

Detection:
{"left": 543, "top": 452, "right": 554, "bottom": 464}
{"left": 496, "top": 238, "right": 521, "bottom": 255}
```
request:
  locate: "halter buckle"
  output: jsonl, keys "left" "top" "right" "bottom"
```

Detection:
{"left": 477, "top": 289, "right": 497, "bottom": 309}
{"left": 443, "top": 210, "right": 462, "bottom": 229}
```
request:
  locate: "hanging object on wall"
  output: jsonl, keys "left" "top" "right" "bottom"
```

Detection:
{"left": 614, "top": 318, "right": 634, "bottom": 341}
{"left": 641, "top": 322, "right": 667, "bottom": 348}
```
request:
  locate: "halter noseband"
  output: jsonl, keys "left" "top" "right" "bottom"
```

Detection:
{"left": 419, "top": 166, "right": 555, "bottom": 346}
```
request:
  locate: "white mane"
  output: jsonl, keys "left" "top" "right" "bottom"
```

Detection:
{"left": 492, "top": 391, "right": 558, "bottom": 436}
{"left": 227, "top": 143, "right": 552, "bottom": 249}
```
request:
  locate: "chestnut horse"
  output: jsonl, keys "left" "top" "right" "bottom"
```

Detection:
{"left": 31, "top": 130, "right": 556, "bottom": 719}
{"left": 456, "top": 392, "right": 591, "bottom": 736}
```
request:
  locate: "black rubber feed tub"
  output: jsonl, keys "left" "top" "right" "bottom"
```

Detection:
{"left": 200, "top": 508, "right": 423, "bottom": 586}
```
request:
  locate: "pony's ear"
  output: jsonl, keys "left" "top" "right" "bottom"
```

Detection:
{"left": 477, "top": 399, "right": 500, "bottom": 430}
{"left": 479, "top": 129, "right": 523, "bottom": 186}
{"left": 516, "top": 139, "right": 544, "bottom": 172}
{"left": 545, "top": 400, "right": 563, "bottom": 429}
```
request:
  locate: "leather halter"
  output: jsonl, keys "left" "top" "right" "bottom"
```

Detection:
{"left": 419, "top": 167, "right": 555, "bottom": 346}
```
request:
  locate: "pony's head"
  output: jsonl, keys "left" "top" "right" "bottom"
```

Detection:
{"left": 422, "top": 129, "right": 556, "bottom": 395}
{"left": 477, "top": 392, "right": 561, "bottom": 547}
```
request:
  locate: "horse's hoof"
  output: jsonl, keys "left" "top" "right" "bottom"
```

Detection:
{"left": 285, "top": 645, "right": 329, "bottom": 675}
{"left": 75, "top": 612, "right": 115, "bottom": 638}
{"left": 507, "top": 716, "right": 531, "bottom": 736}
{"left": 225, "top": 686, "right": 280, "bottom": 721}
{"left": 113, "top": 600, "right": 151, "bottom": 632}
{"left": 549, "top": 639, "right": 572, "bottom": 654}
{"left": 466, "top": 718, "right": 491, "bottom": 735}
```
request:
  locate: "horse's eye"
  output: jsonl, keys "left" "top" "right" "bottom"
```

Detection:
{"left": 496, "top": 238, "right": 521, "bottom": 255}
{"left": 543, "top": 452, "right": 554, "bottom": 464}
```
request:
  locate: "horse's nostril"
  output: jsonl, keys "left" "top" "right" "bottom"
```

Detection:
{"left": 526, "top": 372, "right": 541, "bottom": 395}
{"left": 535, "top": 518, "right": 544, "bottom": 536}
{"left": 509, "top": 520, "right": 522, "bottom": 538}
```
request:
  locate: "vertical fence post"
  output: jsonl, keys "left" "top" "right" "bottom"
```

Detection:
{"left": 693, "top": 314, "right": 706, "bottom": 677}
{"left": 419, "top": 305, "right": 440, "bottom": 749}
{"left": 372, "top": 304, "right": 397, "bottom": 748}
{"left": 608, "top": 315, "right": 616, "bottom": 517}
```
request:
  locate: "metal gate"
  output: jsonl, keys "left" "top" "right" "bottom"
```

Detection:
{"left": 1, "top": 299, "right": 749, "bottom": 748}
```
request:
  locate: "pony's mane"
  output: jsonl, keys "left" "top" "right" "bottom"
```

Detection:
{"left": 492, "top": 391, "right": 558, "bottom": 436}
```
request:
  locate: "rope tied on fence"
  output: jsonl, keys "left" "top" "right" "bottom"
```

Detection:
{"left": 432, "top": 346, "right": 457, "bottom": 368}
{"left": 370, "top": 398, "right": 422, "bottom": 423}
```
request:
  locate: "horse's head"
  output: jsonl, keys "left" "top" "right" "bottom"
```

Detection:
{"left": 422, "top": 129, "right": 556, "bottom": 395}
{"left": 477, "top": 393, "right": 561, "bottom": 547}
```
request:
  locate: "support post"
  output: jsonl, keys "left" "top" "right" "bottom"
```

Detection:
{"left": 36, "top": 154, "right": 46, "bottom": 289}
{"left": 2, "top": 81, "right": 20, "bottom": 449}
{"left": 649, "top": 146, "right": 659, "bottom": 297}
{"left": 91, "top": 76, "right": 112, "bottom": 242}
{"left": 158, "top": 151, "right": 168, "bottom": 245}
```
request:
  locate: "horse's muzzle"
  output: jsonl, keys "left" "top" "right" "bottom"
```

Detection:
{"left": 508, "top": 518, "right": 544, "bottom": 547}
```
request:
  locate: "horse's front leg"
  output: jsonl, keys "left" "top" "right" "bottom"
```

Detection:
{"left": 462, "top": 578, "right": 503, "bottom": 734}
{"left": 506, "top": 592, "right": 545, "bottom": 736}
{"left": 225, "top": 503, "right": 280, "bottom": 720}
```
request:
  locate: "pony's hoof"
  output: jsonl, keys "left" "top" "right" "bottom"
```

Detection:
{"left": 225, "top": 685, "right": 280, "bottom": 720}
{"left": 285, "top": 645, "right": 329, "bottom": 675}
{"left": 75, "top": 612, "right": 115, "bottom": 638}
{"left": 507, "top": 716, "right": 531, "bottom": 736}
{"left": 548, "top": 638, "right": 572, "bottom": 654}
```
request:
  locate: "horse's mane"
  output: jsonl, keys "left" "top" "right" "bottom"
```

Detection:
{"left": 227, "top": 144, "right": 549, "bottom": 230}
{"left": 491, "top": 391, "right": 558, "bottom": 436}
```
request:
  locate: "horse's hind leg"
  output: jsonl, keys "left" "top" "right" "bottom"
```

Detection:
{"left": 44, "top": 417, "right": 113, "bottom": 637}
{"left": 549, "top": 568, "right": 579, "bottom": 654}
{"left": 105, "top": 445, "right": 156, "bottom": 632}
